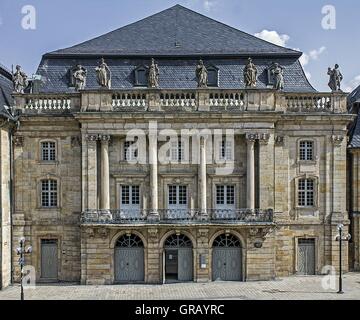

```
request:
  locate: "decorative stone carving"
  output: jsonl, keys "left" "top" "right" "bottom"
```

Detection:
{"left": 269, "top": 62, "right": 285, "bottom": 90}
{"left": 13, "top": 136, "right": 24, "bottom": 147}
{"left": 246, "top": 133, "right": 257, "bottom": 142}
{"left": 86, "top": 134, "right": 99, "bottom": 142}
{"left": 328, "top": 64, "right": 343, "bottom": 92}
{"left": 196, "top": 59, "right": 208, "bottom": 88}
{"left": 99, "top": 134, "right": 111, "bottom": 143}
{"left": 331, "top": 135, "right": 344, "bottom": 146}
{"left": 148, "top": 228, "right": 158, "bottom": 239}
{"left": 70, "top": 64, "right": 87, "bottom": 90}
{"left": 275, "top": 136, "right": 285, "bottom": 146}
{"left": 95, "top": 58, "right": 111, "bottom": 89}
{"left": 258, "top": 133, "right": 270, "bottom": 145}
{"left": 249, "top": 227, "right": 274, "bottom": 248}
{"left": 71, "top": 136, "right": 81, "bottom": 148}
{"left": 97, "top": 228, "right": 109, "bottom": 239}
{"left": 244, "top": 57, "right": 257, "bottom": 87}
{"left": 148, "top": 58, "right": 159, "bottom": 88}
{"left": 86, "top": 228, "right": 95, "bottom": 238}
{"left": 12, "top": 65, "right": 28, "bottom": 93}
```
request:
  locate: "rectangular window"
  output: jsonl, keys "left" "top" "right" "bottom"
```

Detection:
{"left": 121, "top": 185, "right": 140, "bottom": 205}
{"left": 298, "top": 179, "right": 315, "bottom": 207}
{"left": 170, "top": 139, "right": 184, "bottom": 162}
{"left": 216, "top": 185, "right": 235, "bottom": 208}
{"left": 168, "top": 185, "right": 187, "bottom": 208}
{"left": 299, "top": 141, "right": 314, "bottom": 161}
{"left": 41, "top": 142, "right": 56, "bottom": 161}
{"left": 41, "top": 180, "right": 58, "bottom": 207}
{"left": 124, "top": 141, "right": 138, "bottom": 161}
{"left": 219, "top": 139, "right": 233, "bottom": 161}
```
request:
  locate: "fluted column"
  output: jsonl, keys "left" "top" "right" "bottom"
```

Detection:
{"left": 246, "top": 134, "right": 256, "bottom": 210}
{"left": 86, "top": 134, "right": 98, "bottom": 210}
{"left": 148, "top": 122, "right": 159, "bottom": 218}
{"left": 100, "top": 135, "right": 110, "bottom": 210}
{"left": 199, "top": 136, "right": 207, "bottom": 216}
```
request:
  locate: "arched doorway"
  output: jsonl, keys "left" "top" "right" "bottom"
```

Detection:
{"left": 212, "top": 234, "right": 243, "bottom": 281}
{"left": 114, "top": 234, "right": 144, "bottom": 283}
{"left": 164, "top": 234, "right": 193, "bottom": 282}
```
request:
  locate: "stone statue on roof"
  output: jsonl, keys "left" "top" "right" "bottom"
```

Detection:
{"left": 12, "top": 65, "right": 28, "bottom": 93}
{"left": 95, "top": 58, "right": 111, "bottom": 89}
{"left": 328, "top": 64, "right": 343, "bottom": 92}
{"left": 270, "top": 62, "right": 284, "bottom": 91}
{"left": 196, "top": 59, "right": 208, "bottom": 88}
{"left": 244, "top": 58, "right": 257, "bottom": 87}
{"left": 71, "top": 64, "right": 87, "bottom": 91}
{"left": 148, "top": 58, "right": 159, "bottom": 88}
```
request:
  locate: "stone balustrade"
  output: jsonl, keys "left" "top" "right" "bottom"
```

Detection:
{"left": 13, "top": 90, "right": 348, "bottom": 114}
{"left": 80, "top": 208, "right": 274, "bottom": 224}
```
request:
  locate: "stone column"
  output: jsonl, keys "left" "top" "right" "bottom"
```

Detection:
{"left": 246, "top": 134, "right": 256, "bottom": 210}
{"left": 100, "top": 135, "right": 111, "bottom": 210}
{"left": 86, "top": 134, "right": 98, "bottom": 210}
{"left": 199, "top": 136, "right": 207, "bottom": 216}
{"left": 148, "top": 122, "right": 159, "bottom": 219}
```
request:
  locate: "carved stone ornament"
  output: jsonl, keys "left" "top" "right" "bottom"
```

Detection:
{"left": 148, "top": 228, "right": 158, "bottom": 239}
{"left": 13, "top": 136, "right": 24, "bottom": 147}
{"left": 70, "top": 64, "right": 87, "bottom": 90}
{"left": 249, "top": 227, "right": 274, "bottom": 242}
{"left": 196, "top": 59, "right": 208, "bottom": 88}
{"left": 86, "top": 228, "right": 95, "bottom": 238}
{"left": 100, "top": 134, "right": 111, "bottom": 143}
{"left": 331, "top": 135, "right": 344, "bottom": 146}
{"left": 328, "top": 64, "right": 343, "bottom": 92}
{"left": 148, "top": 58, "right": 159, "bottom": 88}
{"left": 12, "top": 65, "right": 28, "bottom": 93}
{"left": 275, "top": 136, "right": 285, "bottom": 146}
{"left": 97, "top": 228, "right": 109, "bottom": 239}
{"left": 269, "top": 62, "right": 285, "bottom": 90}
{"left": 95, "top": 58, "right": 111, "bottom": 89}
{"left": 258, "top": 133, "right": 270, "bottom": 145}
{"left": 86, "top": 134, "right": 99, "bottom": 142}
{"left": 244, "top": 57, "right": 257, "bottom": 87}
{"left": 71, "top": 136, "right": 81, "bottom": 148}
{"left": 246, "top": 133, "right": 257, "bottom": 142}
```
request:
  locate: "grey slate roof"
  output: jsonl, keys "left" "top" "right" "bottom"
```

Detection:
{"left": 348, "top": 85, "right": 360, "bottom": 148}
{"left": 348, "top": 85, "right": 360, "bottom": 106}
{"left": 37, "top": 57, "right": 315, "bottom": 93}
{"left": 0, "top": 64, "right": 14, "bottom": 119}
{"left": 47, "top": 5, "right": 301, "bottom": 57}
{"left": 35, "top": 5, "right": 315, "bottom": 93}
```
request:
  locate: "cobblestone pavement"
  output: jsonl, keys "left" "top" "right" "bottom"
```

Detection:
{"left": 0, "top": 273, "right": 360, "bottom": 300}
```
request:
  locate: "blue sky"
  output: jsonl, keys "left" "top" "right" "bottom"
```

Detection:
{"left": 0, "top": 0, "right": 359, "bottom": 92}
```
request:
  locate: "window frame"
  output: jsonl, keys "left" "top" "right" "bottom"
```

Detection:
{"left": 39, "top": 139, "right": 58, "bottom": 163}
{"left": 207, "top": 66, "right": 219, "bottom": 87}
{"left": 215, "top": 185, "right": 236, "bottom": 209}
{"left": 167, "top": 185, "right": 188, "bottom": 209}
{"left": 299, "top": 140, "right": 314, "bottom": 162}
{"left": 134, "top": 65, "right": 148, "bottom": 87}
{"left": 120, "top": 185, "right": 140, "bottom": 210}
{"left": 297, "top": 138, "right": 317, "bottom": 164}
{"left": 40, "top": 179, "right": 59, "bottom": 208}
{"left": 123, "top": 140, "right": 139, "bottom": 162}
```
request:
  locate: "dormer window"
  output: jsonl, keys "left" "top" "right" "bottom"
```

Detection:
{"left": 134, "top": 66, "right": 148, "bottom": 87}
{"left": 207, "top": 66, "right": 219, "bottom": 87}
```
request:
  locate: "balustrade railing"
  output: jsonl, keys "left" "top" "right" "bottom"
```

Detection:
{"left": 81, "top": 208, "right": 274, "bottom": 224}
{"left": 112, "top": 92, "right": 147, "bottom": 109}
{"left": 159, "top": 92, "right": 196, "bottom": 110}
{"left": 209, "top": 91, "right": 246, "bottom": 110}
{"left": 24, "top": 95, "right": 72, "bottom": 111}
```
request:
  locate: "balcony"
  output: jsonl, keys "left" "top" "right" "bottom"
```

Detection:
{"left": 80, "top": 208, "right": 274, "bottom": 225}
{"left": 13, "top": 90, "right": 348, "bottom": 115}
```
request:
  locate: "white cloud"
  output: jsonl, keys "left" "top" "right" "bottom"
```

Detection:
{"left": 309, "top": 46, "right": 326, "bottom": 60}
{"left": 344, "top": 75, "right": 360, "bottom": 92}
{"left": 254, "top": 30, "right": 290, "bottom": 47}
{"left": 203, "top": 0, "right": 217, "bottom": 11}
{"left": 293, "top": 46, "right": 326, "bottom": 81}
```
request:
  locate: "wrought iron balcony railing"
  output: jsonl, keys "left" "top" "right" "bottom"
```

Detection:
{"left": 80, "top": 208, "right": 274, "bottom": 224}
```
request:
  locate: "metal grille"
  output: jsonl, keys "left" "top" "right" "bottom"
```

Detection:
{"left": 41, "top": 179, "right": 58, "bottom": 207}
{"left": 297, "top": 238, "right": 315, "bottom": 275}
{"left": 41, "top": 141, "right": 56, "bottom": 161}
{"left": 299, "top": 141, "right": 314, "bottom": 161}
{"left": 116, "top": 234, "right": 143, "bottom": 248}
{"left": 213, "top": 234, "right": 241, "bottom": 248}
{"left": 165, "top": 234, "right": 192, "bottom": 248}
{"left": 298, "top": 179, "right": 315, "bottom": 207}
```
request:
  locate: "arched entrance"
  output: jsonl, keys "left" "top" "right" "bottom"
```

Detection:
{"left": 212, "top": 234, "right": 243, "bottom": 281}
{"left": 114, "top": 234, "right": 144, "bottom": 283}
{"left": 164, "top": 234, "right": 193, "bottom": 282}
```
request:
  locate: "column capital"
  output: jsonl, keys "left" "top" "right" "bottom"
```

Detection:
{"left": 246, "top": 133, "right": 257, "bottom": 143}
{"left": 331, "top": 135, "right": 345, "bottom": 147}
{"left": 100, "top": 134, "right": 111, "bottom": 143}
{"left": 86, "top": 134, "right": 99, "bottom": 142}
{"left": 258, "top": 133, "right": 270, "bottom": 145}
